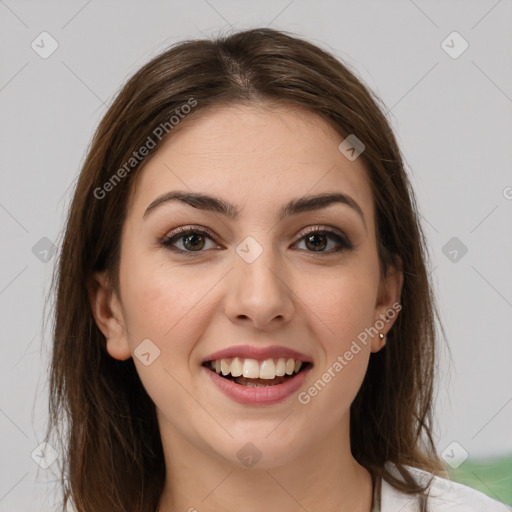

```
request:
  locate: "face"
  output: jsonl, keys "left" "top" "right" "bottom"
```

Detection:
{"left": 92, "top": 103, "right": 402, "bottom": 470}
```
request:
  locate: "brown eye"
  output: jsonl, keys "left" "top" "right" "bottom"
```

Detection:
{"left": 304, "top": 233, "right": 328, "bottom": 252}
{"left": 161, "top": 227, "right": 219, "bottom": 254}
{"left": 182, "top": 233, "right": 206, "bottom": 251}
{"left": 295, "top": 228, "right": 353, "bottom": 253}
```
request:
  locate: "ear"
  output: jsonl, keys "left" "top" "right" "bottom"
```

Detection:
{"left": 88, "top": 271, "right": 132, "bottom": 361}
{"left": 370, "top": 256, "right": 404, "bottom": 353}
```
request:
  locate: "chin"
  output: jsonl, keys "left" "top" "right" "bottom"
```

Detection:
{"left": 203, "top": 430, "right": 307, "bottom": 471}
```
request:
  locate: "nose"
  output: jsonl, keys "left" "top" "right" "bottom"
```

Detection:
{"left": 223, "top": 244, "right": 295, "bottom": 331}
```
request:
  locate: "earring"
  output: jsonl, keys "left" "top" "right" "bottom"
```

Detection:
{"left": 379, "top": 333, "right": 387, "bottom": 346}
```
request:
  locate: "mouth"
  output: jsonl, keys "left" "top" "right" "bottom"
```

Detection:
{"left": 202, "top": 357, "right": 313, "bottom": 388}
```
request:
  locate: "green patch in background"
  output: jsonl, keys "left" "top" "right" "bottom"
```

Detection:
{"left": 446, "top": 454, "right": 512, "bottom": 506}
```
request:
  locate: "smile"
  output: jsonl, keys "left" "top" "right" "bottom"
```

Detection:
{"left": 202, "top": 350, "right": 313, "bottom": 405}
{"left": 204, "top": 357, "right": 309, "bottom": 386}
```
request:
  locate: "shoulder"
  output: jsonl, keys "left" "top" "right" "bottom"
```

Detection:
{"left": 380, "top": 462, "right": 511, "bottom": 512}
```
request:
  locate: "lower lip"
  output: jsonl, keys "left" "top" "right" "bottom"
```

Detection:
{"left": 203, "top": 366, "right": 311, "bottom": 406}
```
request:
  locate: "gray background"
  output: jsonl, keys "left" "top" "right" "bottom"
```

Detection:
{"left": 1, "top": 0, "right": 511, "bottom": 510}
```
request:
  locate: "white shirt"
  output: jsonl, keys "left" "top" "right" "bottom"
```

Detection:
{"left": 381, "top": 463, "right": 511, "bottom": 511}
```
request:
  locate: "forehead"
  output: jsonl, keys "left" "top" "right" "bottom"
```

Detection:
{"left": 128, "top": 103, "right": 375, "bottom": 226}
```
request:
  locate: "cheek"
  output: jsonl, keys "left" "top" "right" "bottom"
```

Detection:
{"left": 298, "top": 273, "right": 374, "bottom": 418}
{"left": 117, "top": 255, "right": 209, "bottom": 409}
{"left": 302, "top": 263, "right": 379, "bottom": 346}
{"left": 298, "top": 258, "right": 379, "bottom": 410}
{"left": 118, "top": 251, "right": 185, "bottom": 344}
{"left": 118, "top": 251, "right": 222, "bottom": 371}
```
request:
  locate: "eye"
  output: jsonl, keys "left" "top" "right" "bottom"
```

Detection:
{"left": 160, "top": 225, "right": 354, "bottom": 256}
{"left": 160, "top": 226, "right": 220, "bottom": 254}
{"left": 293, "top": 226, "right": 353, "bottom": 253}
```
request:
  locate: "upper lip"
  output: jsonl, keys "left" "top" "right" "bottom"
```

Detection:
{"left": 203, "top": 344, "right": 313, "bottom": 364}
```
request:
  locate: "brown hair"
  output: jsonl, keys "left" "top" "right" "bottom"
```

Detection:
{"left": 45, "top": 27, "right": 447, "bottom": 512}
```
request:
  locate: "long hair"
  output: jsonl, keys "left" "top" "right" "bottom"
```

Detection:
{"left": 45, "top": 27, "right": 446, "bottom": 512}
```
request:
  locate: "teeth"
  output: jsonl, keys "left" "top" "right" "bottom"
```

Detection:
{"left": 230, "top": 357, "right": 243, "bottom": 377}
{"left": 221, "top": 359, "right": 230, "bottom": 376}
{"left": 259, "top": 359, "right": 276, "bottom": 379}
{"left": 208, "top": 356, "right": 307, "bottom": 379}
{"left": 275, "top": 358, "right": 286, "bottom": 376}
{"left": 243, "top": 381, "right": 273, "bottom": 387}
{"left": 242, "top": 358, "right": 260, "bottom": 379}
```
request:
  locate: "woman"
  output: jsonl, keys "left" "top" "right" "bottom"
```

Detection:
{"left": 46, "top": 28, "right": 510, "bottom": 511}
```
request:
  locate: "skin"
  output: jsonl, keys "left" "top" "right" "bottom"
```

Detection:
{"left": 90, "top": 103, "right": 403, "bottom": 512}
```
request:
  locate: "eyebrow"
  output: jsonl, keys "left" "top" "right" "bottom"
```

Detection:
{"left": 143, "top": 190, "right": 366, "bottom": 230}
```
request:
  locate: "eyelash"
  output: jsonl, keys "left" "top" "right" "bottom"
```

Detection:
{"left": 160, "top": 225, "right": 354, "bottom": 257}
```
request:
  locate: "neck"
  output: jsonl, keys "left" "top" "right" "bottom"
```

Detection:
{"left": 156, "top": 417, "right": 373, "bottom": 512}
